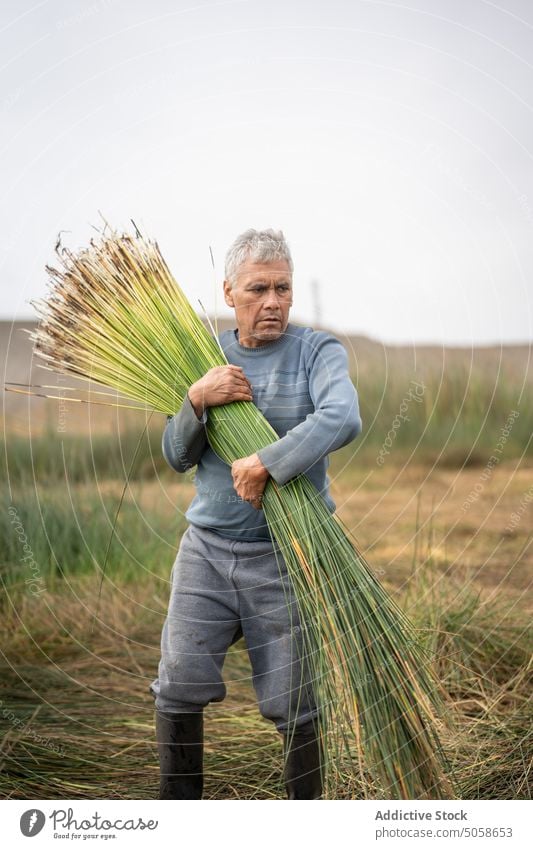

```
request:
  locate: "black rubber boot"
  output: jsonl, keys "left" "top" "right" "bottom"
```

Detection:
{"left": 155, "top": 710, "right": 204, "bottom": 800}
{"left": 282, "top": 723, "right": 323, "bottom": 800}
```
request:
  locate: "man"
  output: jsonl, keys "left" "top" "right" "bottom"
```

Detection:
{"left": 150, "top": 228, "right": 362, "bottom": 799}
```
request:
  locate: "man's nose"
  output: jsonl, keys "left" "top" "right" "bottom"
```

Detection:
{"left": 264, "top": 287, "right": 281, "bottom": 308}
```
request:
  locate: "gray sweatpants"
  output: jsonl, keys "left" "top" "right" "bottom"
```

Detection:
{"left": 149, "top": 523, "right": 318, "bottom": 733}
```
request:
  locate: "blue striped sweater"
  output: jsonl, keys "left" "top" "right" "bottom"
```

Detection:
{"left": 162, "top": 322, "right": 362, "bottom": 540}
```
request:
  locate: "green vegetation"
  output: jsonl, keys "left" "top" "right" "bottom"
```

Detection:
{"left": 343, "top": 362, "right": 531, "bottom": 468}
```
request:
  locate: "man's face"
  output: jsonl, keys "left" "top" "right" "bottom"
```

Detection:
{"left": 223, "top": 258, "right": 293, "bottom": 348}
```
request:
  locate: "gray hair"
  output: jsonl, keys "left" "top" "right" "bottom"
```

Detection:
{"left": 224, "top": 228, "right": 293, "bottom": 287}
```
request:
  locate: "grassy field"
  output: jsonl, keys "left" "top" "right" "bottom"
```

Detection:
{"left": 1, "top": 349, "right": 532, "bottom": 799}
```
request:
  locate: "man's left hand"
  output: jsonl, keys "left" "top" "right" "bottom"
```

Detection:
{"left": 231, "top": 453, "right": 269, "bottom": 509}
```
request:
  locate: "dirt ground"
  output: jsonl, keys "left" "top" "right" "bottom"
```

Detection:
{"left": 332, "top": 459, "right": 532, "bottom": 614}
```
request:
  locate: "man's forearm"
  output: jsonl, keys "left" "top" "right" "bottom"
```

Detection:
{"left": 162, "top": 395, "right": 208, "bottom": 473}
{"left": 256, "top": 336, "right": 362, "bottom": 487}
{"left": 257, "top": 395, "right": 361, "bottom": 486}
{"left": 187, "top": 386, "right": 205, "bottom": 419}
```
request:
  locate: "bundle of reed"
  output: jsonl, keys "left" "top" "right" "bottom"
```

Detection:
{"left": 28, "top": 227, "right": 457, "bottom": 799}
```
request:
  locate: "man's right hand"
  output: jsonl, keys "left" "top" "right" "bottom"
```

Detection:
{"left": 188, "top": 366, "right": 253, "bottom": 418}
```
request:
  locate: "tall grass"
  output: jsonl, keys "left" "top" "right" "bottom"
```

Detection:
{"left": 1, "top": 423, "right": 165, "bottom": 485}
{"left": 352, "top": 362, "right": 531, "bottom": 467}
{"left": 1, "top": 483, "right": 185, "bottom": 593}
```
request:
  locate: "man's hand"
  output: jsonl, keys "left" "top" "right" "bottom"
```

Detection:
{"left": 231, "top": 453, "right": 270, "bottom": 509}
{"left": 188, "top": 366, "right": 253, "bottom": 418}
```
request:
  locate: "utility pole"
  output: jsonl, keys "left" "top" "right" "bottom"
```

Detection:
{"left": 310, "top": 278, "right": 322, "bottom": 329}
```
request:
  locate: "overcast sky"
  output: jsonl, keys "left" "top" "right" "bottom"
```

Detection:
{"left": 1, "top": 0, "right": 532, "bottom": 344}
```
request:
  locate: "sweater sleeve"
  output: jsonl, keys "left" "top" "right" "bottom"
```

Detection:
{"left": 256, "top": 334, "right": 362, "bottom": 486}
{"left": 162, "top": 394, "right": 208, "bottom": 473}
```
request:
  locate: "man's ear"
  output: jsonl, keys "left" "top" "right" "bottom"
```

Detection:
{"left": 223, "top": 279, "right": 235, "bottom": 307}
